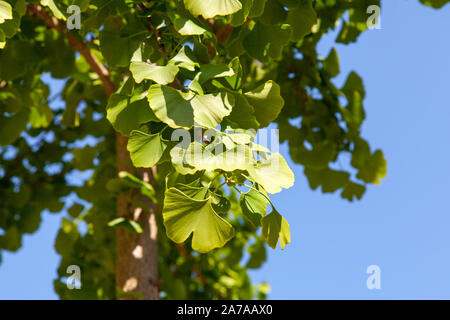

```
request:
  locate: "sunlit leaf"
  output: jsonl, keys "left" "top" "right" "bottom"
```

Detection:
{"left": 148, "top": 84, "right": 233, "bottom": 129}
{"left": 244, "top": 81, "right": 284, "bottom": 128}
{"left": 184, "top": 0, "right": 243, "bottom": 18}
{"left": 130, "top": 62, "right": 179, "bottom": 85}
{"left": 261, "top": 210, "right": 290, "bottom": 249}
{"left": 0, "top": 1, "right": 12, "bottom": 23}
{"left": 239, "top": 185, "right": 267, "bottom": 226}
{"left": 248, "top": 153, "right": 294, "bottom": 194}
{"left": 163, "top": 188, "right": 235, "bottom": 253}
{"left": 127, "top": 124, "right": 168, "bottom": 168}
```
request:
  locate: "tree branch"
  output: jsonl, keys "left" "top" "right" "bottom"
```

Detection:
{"left": 26, "top": 4, "right": 116, "bottom": 96}
{"left": 137, "top": 3, "right": 168, "bottom": 59}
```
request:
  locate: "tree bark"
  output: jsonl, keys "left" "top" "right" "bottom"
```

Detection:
{"left": 115, "top": 134, "right": 159, "bottom": 300}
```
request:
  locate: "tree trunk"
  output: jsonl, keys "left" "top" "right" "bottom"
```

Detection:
{"left": 115, "top": 133, "right": 159, "bottom": 300}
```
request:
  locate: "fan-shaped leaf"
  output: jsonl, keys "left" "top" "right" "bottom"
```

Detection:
{"left": 163, "top": 188, "right": 235, "bottom": 253}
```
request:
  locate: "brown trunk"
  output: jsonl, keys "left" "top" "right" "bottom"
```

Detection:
{"left": 115, "top": 133, "right": 159, "bottom": 300}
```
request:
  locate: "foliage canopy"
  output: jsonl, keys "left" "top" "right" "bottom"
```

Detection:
{"left": 0, "top": 0, "right": 446, "bottom": 299}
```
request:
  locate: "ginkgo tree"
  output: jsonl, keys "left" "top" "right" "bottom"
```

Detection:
{"left": 0, "top": 0, "right": 446, "bottom": 300}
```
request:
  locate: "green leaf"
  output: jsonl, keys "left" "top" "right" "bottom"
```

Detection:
{"left": 127, "top": 124, "right": 167, "bottom": 168}
{"left": 54, "top": 218, "right": 79, "bottom": 256}
{"left": 62, "top": 103, "right": 80, "bottom": 128}
{"left": 0, "top": 41, "right": 35, "bottom": 80}
{"left": 99, "top": 30, "right": 140, "bottom": 67}
{"left": 108, "top": 218, "right": 144, "bottom": 234}
{"left": 45, "top": 33, "right": 76, "bottom": 79}
{"left": 175, "top": 181, "right": 210, "bottom": 200}
{"left": 168, "top": 46, "right": 199, "bottom": 71}
{"left": 225, "top": 57, "right": 243, "bottom": 89}
{"left": 341, "top": 182, "right": 366, "bottom": 202}
{"left": 230, "top": 0, "right": 253, "bottom": 26}
{"left": 0, "top": 226, "right": 21, "bottom": 251}
{"left": 72, "top": 146, "right": 98, "bottom": 171}
{"left": 305, "top": 168, "right": 350, "bottom": 193}
{"left": 0, "top": 108, "right": 29, "bottom": 146}
{"left": 239, "top": 185, "right": 267, "bottom": 226}
{"left": 107, "top": 171, "right": 157, "bottom": 203}
{"left": 248, "top": 153, "right": 294, "bottom": 194}
{"left": 420, "top": 0, "right": 450, "bottom": 8}
{"left": 0, "top": 29, "right": 5, "bottom": 49}
{"left": 118, "top": 171, "right": 156, "bottom": 195}
{"left": 291, "top": 140, "right": 337, "bottom": 170}
{"left": 258, "top": 0, "right": 287, "bottom": 25}
{"left": 278, "top": 0, "right": 299, "bottom": 7}
{"left": 191, "top": 63, "right": 235, "bottom": 85}
{"left": 148, "top": 84, "right": 233, "bottom": 129}
{"left": 70, "top": 0, "right": 90, "bottom": 12}
{"left": 342, "top": 71, "right": 366, "bottom": 127}
{"left": 40, "top": 0, "right": 66, "bottom": 20}
{"left": 163, "top": 187, "right": 235, "bottom": 253}
{"left": 173, "top": 16, "right": 207, "bottom": 35}
{"left": 246, "top": 239, "right": 267, "bottom": 268}
{"left": 336, "top": 21, "right": 362, "bottom": 44}
{"left": 14, "top": 0, "right": 26, "bottom": 16}
{"left": 171, "top": 141, "right": 251, "bottom": 175}
{"left": 261, "top": 210, "right": 290, "bottom": 249}
{"left": 323, "top": 48, "right": 340, "bottom": 78}
{"left": 29, "top": 104, "right": 53, "bottom": 128}
{"left": 249, "top": 0, "right": 267, "bottom": 18}
{"left": 212, "top": 192, "right": 231, "bottom": 214}
{"left": 130, "top": 62, "right": 179, "bottom": 85}
{"left": 184, "top": 0, "right": 243, "bottom": 19}
{"left": 0, "top": 1, "right": 12, "bottom": 23}
{"left": 191, "top": 93, "right": 234, "bottom": 128}
{"left": 106, "top": 83, "right": 159, "bottom": 136}
{"left": 244, "top": 22, "right": 292, "bottom": 61}
{"left": 356, "top": 150, "right": 387, "bottom": 185}
{"left": 244, "top": 80, "right": 284, "bottom": 128}
{"left": 68, "top": 203, "right": 84, "bottom": 218}
{"left": 148, "top": 84, "right": 193, "bottom": 129}
{"left": 286, "top": 0, "right": 317, "bottom": 41}
{"left": 0, "top": 10, "right": 21, "bottom": 46}
{"left": 224, "top": 93, "right": 259, "bottom": 129}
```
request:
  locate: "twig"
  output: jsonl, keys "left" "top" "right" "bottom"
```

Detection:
{"left": 137, "top": 3, "right": 168, "bottom": 59}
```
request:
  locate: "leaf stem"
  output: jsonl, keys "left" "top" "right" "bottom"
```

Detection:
{"left": 232, "top": 185, "right": 243, "bottom": 195}
{"left": 211, "top": 181, "right": 227, "bottom": 195}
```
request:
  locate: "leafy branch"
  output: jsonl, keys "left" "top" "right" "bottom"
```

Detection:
{"left": 26, "top": 4, "right": 116, "bottom": 96}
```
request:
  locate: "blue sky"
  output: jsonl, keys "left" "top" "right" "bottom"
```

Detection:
{"left": 1, "top": 1, "right": 450, "bottom": 299}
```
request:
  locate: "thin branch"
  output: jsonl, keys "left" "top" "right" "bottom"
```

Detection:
{"left": 137, "top": 3, "right": 168, "bottom": 59}
{"left": 147, "top": 17, "right": 169, "bottom": 59}
{"left": 27, "top": 4, "right": 116, "bottom": 96}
